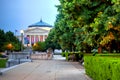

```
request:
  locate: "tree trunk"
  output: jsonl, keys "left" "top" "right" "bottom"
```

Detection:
{"left": 98, "top": 45, "right": 102, "bottom": 53}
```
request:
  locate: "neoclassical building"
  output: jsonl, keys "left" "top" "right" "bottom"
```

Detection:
{"left": 23, "top": 20, "right": 52, "bottom": 46}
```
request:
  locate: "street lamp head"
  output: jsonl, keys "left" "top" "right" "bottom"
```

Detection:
{"left": 20, "top": 30, "right": 24, "bottom": 34}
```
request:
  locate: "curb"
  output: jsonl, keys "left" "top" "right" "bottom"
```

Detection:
{"left": 0, "top": 62, "right": 29, "bottom": 75}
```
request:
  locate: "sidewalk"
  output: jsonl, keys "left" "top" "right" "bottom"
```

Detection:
{"left": 0, "top": 55, "right": 92, "bottom": 80}
{"left": 53, "top": 55, "right": 66, "bottom": 60}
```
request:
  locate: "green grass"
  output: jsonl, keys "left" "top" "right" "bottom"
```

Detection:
{"left": 0, "top": 59, "right": 7, "bottom": 68}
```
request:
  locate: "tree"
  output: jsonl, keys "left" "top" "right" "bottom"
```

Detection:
{"left": 0, "top": 29, "right": 6, "bottom": 51}
{"left": 5, "top": 31, "right": 21, "bottom": 51}
{"left": 32, "top": 41, "right": 46, "bottom": 52}
{"left": 5, "top": 31, "right": 19, "bottom": 43}
{"left": 0, "top": 29, "right": 21, "bottom": 51}
{"left": 45, "top": 28, "right": 61, "bottom": 50}
{"left": 54, "top": 0, "right": 120, "bottom": 53}
{"left": 88, "top": 0, "right": 120, "bottom": 52}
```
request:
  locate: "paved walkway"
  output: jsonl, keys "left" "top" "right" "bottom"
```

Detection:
{"left": 0, "top": 55, "right": 92, "bottom": 80}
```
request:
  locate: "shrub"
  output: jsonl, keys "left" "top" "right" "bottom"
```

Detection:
{"left": 84, "top": 56, "right": 120, "bottom": 80}
{"left": 65, "top": 52, "right": 69, "bottom": 61}
{"left": 61, "top": 52, "right": 65, "bottom": 57}
{"left": 0, "top": 54, "right": 2, "bottom": 57}
{"left": 32, "top": 42, "right": 46, "bottom": 51}
{"left": 96, "top": 54, "right": 120, "bottom": 57}
{"left": 3, "top": 42, "right": 21, "bottom": 51}
{"left": 63, "top": 52, "right": 84, "bottom": 61}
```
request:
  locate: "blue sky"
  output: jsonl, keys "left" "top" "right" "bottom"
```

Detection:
{"left": 0, "top": 0, "right": 59, "bottom": 34}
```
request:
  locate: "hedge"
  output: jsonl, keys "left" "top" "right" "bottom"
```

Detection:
{"left": 0, "top": 59, "right": 7, "bottom": 68}
{"left": 84, "top": 56, "right": 120, "bottom": 80}
{"left": 96, "top": 54, "right": 120, "bottom": 57}
{"left": 61, "top": 52, "right": 69, "bottom": 61}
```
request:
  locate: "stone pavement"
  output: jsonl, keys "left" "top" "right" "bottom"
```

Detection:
{"left": 53, "top": 55, "right": 66, "bottom": 60}
{"left": 0, "top": 55, "right": 92, "bottom": 80}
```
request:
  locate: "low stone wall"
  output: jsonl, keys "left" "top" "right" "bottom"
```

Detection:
{"left": 31, "top": 52, "right": 53, "bottom": 60}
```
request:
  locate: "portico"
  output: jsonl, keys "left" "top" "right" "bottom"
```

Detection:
{"left": 23, "top": 20, "right": 52, "bottom": 46}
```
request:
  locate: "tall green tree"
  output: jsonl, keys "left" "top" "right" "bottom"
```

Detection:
{"left": 0, "top": 29, "right": 21, "bottom": 51}
{"left": 88, "top": 0, "right": 120, "bottom": 52}
{"left": 5, "top": 31, "right": 19, "bottom": 43}
{"left": 0, "top": 29, "right": 6, "bottom": 51}
{"left": 54, "top": 0, "right": 120, "bottom": 53}
{"left": 45, "top": 28, "right": 61, "bottom": 50}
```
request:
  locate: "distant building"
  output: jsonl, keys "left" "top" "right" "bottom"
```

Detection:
{"left": 21, "top": 19, "right": 52, "bottom": 47}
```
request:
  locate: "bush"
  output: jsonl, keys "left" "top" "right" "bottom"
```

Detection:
{"left": 65, "top": 52, "right": 69, "bottom": 61}
{"left": 96, "top": 54, "right": 120, "bottom": 57}
{"left": 32, "top": 42, "right": 46, "bottom": 52}
{"left": 0, "top": 54, "right": 2, "bottom": 57}
{"left": 3, "top": 42, "right": 21, "bottom": 51}
{"left": 61, "top": 52, "right": 66, "bottom": 57}
{"left": 84, "top": 56, "right": 120, "bottom": 80}
{"left": 0, "top": 59, "right": 7, "bottom": 68}
{"left": 63, "top": 52, "right": 84, "bottom": 61}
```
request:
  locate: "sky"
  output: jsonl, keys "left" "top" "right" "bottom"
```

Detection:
{"left": 0, "top": 0, "right": 60, "bottom": 35}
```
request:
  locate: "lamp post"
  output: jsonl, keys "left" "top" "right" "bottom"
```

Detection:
{"left": 20, "top": 30, "right": 24, "bottom": 51}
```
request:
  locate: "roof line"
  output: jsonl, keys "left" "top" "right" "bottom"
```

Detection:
{"left": 28, "top": 20, "right": 53, "bottom": 28}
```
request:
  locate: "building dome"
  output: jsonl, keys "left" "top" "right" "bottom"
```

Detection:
{"left": 28, "top": 19, "right": 53, "bottom": 27}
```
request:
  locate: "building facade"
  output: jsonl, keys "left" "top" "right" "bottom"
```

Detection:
{"left": 22, "top": 20, "right": 52, "bottom": 47}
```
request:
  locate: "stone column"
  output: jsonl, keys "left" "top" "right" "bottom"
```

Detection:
{"left": 43, "top": 35, "right": 45, "bottom": 41}
{"left": 40, "top": 35, "right": 42, "bottom": 42}
{"left": 38, "top": 35, "right": 40, "bottom": 42}
{"left": 34, "top": 35, "right": 35, "bottom": 43}
{"left": 36, "top": 35, "right": 39, "bottom": 42}
{"left": 41, "top": 35, "right": 43, "bottom": 41}
{"left": 29, "top": 35, "right": 31, "bottom": 46}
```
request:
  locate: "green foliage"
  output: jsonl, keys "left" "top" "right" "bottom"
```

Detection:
{"left": 54, "top": 0, "right": 120, "bottom": 53}
{"left": 6, "top": 31, "right": 17, "bottom": 42}
{"left": 32, "top": 41, "right": 46, "bottom": 52}
{"left": 3, "top": 42, "right": 21, "bottom": 51}
{"left": 45, "top": 28, "right": 61, "bottom": 50}
{"left": 0, "top": 54, "right": 2, "bottom": 57}
{"left": 0, "top": 59, "right": 7, "bottom": 68}
{"left": 63, "top": 52, "right": 84, "bottom": 61}
{"left": 13, "top": 42, "right": 21, "bottom": 51}
{"left": 61, "top": 52, "right": 66, "bottom": 57}
{"left": 65, "top": 52, "right": 69, "bottom": 61}
{"left": 96, "top": 53, "right": 120, "bottom": 57}
{"left": 0, "top": 29, "right": 6, "bottom": 51}
{"left": 84, "top": 56, "right": 120, "bottom": 80}
{"left": 0, "top": 29, "right": 21, "bottom": 51}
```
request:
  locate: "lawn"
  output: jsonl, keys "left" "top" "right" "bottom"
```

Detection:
{"left": 0, "top": 59, "right": 7, "bottom": 68}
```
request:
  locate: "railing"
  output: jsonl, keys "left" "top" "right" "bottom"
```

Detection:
{"left": 7, "top": 52, "right": 32, "bottom": 67}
